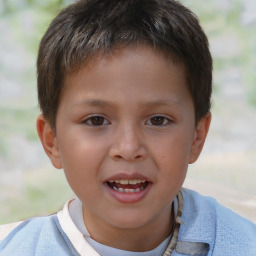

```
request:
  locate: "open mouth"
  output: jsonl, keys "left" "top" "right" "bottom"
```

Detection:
{"left": 106, "top": 179, "right": 149, "bottom": 193}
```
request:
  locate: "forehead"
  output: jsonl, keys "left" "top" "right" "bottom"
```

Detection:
{"left": 66, "top": 45, "right": 187, "bottom": 82}
{"left": 66, "top": 44, "right": 185, "bottom": 77}
{"left": 61, "top": 45, "right": 192, "bottom": 108}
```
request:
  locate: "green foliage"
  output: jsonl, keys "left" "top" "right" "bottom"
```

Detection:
{"left": 0, "top": 108, "right": 38, "bottom": 139}
{"left": 0, "top": 107, "right": 39, "bottom": 159}
{"left": 248, "top": 76, "right": 256, "bottom": 106}
{"left": 0, "top": 168, "right": 73, "bottom": 224}
{"left": 1, "top": 0, "right": 71, "bottom": 15}
{"left": 190, "top": 0, "right": 256, "bottom": 106}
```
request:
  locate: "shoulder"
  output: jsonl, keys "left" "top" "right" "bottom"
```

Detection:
{"left": 0, "top": 221, "right": 23, "bottom": 241}
{"left": 0, "top": 214, "right": 76, "bottom": 256}
{"left": 179, "top": 188, "right": 256, "bottom": 256}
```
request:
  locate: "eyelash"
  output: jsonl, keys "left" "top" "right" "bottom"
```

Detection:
{"left": 83, "top": 115, "right": 110, "bottom": 126}
{"left": 82, "top": 115, "right": 172, "bottom": 127}
{"left": 145, "top": 115, "right": 172, "bottom": 126}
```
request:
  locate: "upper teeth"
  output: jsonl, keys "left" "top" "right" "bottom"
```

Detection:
{"left": 109, "top": 179, "right": 146, "bottom": 185}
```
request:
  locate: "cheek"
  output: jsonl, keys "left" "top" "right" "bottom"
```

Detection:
{"left": 59, "top": 130, "right": 107, "bottom": 167}
{"left": 155, "top": 134, "right": 193, "bottom": 164}
{"left": 57, "top": 134, "right": 108, "bottom": 192}
{"left": 153, "top": 134, "right": 192, "bottom": 184}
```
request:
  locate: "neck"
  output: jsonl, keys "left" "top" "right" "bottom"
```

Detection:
{"left": 82, "top": 204, "right": 174, "bottom": 252}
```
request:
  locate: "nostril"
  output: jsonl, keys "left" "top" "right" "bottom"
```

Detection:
{"left": 112, "top": 154, "right": 144, "bottom": 161}
{"left": 109, "top": 143, "right": 147, "bottom": 161}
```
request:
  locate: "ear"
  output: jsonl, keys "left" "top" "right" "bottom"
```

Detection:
{"left": 36, "top": 114, "right": 63, "bottom": 169}
{"left": 189, "top": 112, "right": 211, "bottom": 164}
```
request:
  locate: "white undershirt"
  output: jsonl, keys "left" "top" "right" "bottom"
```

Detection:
{"left": 69, "top": 198, "right": 178, "bottom": 256}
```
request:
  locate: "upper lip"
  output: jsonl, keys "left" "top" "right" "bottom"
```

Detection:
{"left": 104, "top": 173, "right": 152, "bottom": 183}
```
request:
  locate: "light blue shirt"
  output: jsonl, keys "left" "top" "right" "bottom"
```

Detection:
{"left": 68, "top": 198, "right": 178, "bottom": 256}
{"left": 0, "top": 188, "right": 256, "bottom": 256}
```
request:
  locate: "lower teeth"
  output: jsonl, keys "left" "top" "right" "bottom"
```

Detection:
{"left": 113, "top": 187, "right": 143, "bottom": 193}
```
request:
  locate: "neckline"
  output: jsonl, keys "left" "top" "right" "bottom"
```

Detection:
{"left": 57, "top": 191, "right": 183, "bottom": 256}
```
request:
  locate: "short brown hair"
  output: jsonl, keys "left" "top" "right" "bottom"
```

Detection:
{"left": 37, "top": 0, "right": 212, "bottom": 129}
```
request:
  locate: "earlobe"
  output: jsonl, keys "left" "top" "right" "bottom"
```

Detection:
{"left": 36, "top": 115, "right": 63, "bottom": 169}
{"left": 189, "top": 112, "right": 211, "bottom": 164}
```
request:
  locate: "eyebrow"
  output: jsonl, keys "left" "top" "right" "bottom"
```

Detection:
{"left": 72, "top": 99, "right": 112, "bottom": 108}
{"left": 141, "top": 98, "right": 181, "bottom": 107}
{"left": 73, "top": 98, "right": 181, "bottom": 108}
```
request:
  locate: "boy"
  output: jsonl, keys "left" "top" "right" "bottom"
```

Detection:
{"left": 0, "top": 0, "right": 256, "bottom": 255}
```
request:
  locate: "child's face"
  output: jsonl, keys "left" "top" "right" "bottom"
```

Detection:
{"left": 38, "top": 45, "right": 210, "bottom": 239}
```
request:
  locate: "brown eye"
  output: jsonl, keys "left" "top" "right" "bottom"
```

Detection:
{"left": 146, "top": 116, "right": 170, "bottom": 126}
{"left": 84, "top": 116, "right": 109, "bottom": 126}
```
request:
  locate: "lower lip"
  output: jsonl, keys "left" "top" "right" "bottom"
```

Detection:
{"left": 104, "top": 183, "right": 152, "bottom": 204}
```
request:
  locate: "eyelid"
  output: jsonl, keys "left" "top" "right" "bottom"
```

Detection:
{"left": 82, "top": 114, "right": 110, "bottom": 126}
{"left": 145, "top": 115, "right": 173, "bottom": 126}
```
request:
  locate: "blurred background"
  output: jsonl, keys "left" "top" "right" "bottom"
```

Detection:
{"left": 0, "top": 0, "right": 255, "bottom": 224}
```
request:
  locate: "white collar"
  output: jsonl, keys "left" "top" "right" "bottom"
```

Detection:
{"left": 57, "top": 199, "right": 100, "bottom": 256}
{"left": 58, "top": 197, "right": 178, "bottom": 256}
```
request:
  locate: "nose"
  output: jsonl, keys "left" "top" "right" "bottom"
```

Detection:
{"left": 109, "top": 122, "right": 147, "bottom": 161}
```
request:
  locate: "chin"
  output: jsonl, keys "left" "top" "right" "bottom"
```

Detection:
{"left": 107, "top": 210, "right": 153, "bottom": 230}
